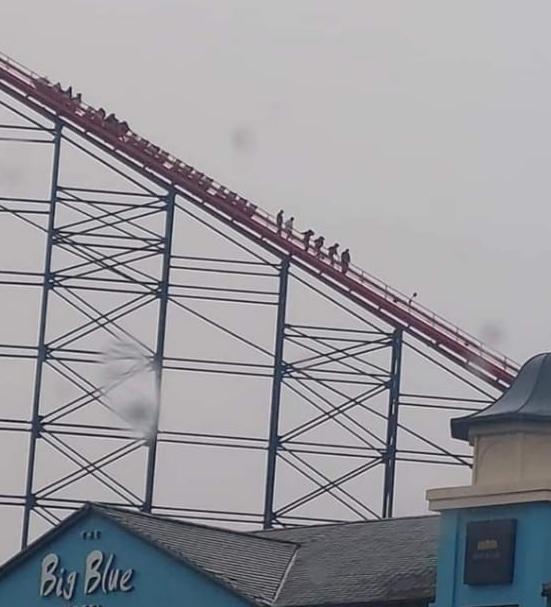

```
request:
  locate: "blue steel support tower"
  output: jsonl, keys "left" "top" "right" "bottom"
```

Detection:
{"left": 22, "top": 118, "right": 63, "bottom": 546}
{"left": 0, "top": 52, "right": 518, "bottom": 558}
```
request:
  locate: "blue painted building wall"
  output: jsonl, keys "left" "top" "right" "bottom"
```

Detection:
{"left": 432, "top": 502, "right": 551, "bottom": 607}
{"left": 0, "top": 512, "right": 251, "bottom": 607}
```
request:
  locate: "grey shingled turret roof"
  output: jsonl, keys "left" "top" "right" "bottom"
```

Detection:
{"left": 452, "top": 352, "right": 551, "bottom": 441}
{"left": 93, "top": 505, "right": 297, "bottom": 606}
{"left": 254, "top": 515, "right": 438, "bottom": 606}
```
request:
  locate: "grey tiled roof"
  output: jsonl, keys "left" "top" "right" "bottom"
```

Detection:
{"left": 98, "top": 505, "right": 438, "bottom": 606}
{"left": 0, "top": 502, "right": 439, "bottom": 607}
{"left": 94, "top": 505, "right": 297, "bottom": 606}
{"left": 253, "top": 515, "right": 439, "bottom": 606}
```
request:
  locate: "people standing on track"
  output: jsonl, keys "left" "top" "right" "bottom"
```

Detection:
{"left": 327, "top": 243, "right": 339, "bottom": 265}
{"left": 313, "top": 235, "right": 324, "bottom": 258}
{"left": 302, "top": 229, "right": 314, "bottom": 250}
{"left": 340, "top": 248, "right": 350, "bottom": 274}
{"left": 283, "top": 216, "right": 294, "bottom": 239}
{"left": 276, "top": 210, "right": 284, "bottom": 235}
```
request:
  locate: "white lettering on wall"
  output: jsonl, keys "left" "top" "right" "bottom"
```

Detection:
{"left": 39, "top": 550, "right": 134, "bottom": 600}
{"left": 83, "top": 550, "right": 134, "bottom": 595}
{"left": 39, "top": 553, "right": 77, "bottom": 600}
{"left": 120, "top": 568, "right": 134, "bottom": 592}
{"left": 39, "top": 553, "right": 58, "bottom": 597}
{"left": 84, "top": 550, "right": 103, "bottom": 595}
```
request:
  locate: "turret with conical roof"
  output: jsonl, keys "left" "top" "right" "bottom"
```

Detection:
{"left": 428, "top": 352, "right": 551, "bottom": 510}
{"left": 452, "top": 352, "right": 551, "bottom": 441}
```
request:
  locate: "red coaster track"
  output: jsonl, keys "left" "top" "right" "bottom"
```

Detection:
{"left": 0, "top": 52, "right": 518, "bottom": 390}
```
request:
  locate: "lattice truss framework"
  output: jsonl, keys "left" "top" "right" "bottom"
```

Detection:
{"left": 0, "top": 85, "right": 500, "bottom": 556}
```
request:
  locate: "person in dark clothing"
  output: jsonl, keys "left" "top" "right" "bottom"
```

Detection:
{"left": 276, "top": 210, "right": 284, "bottom": 235}
{"left": 302, "top": 229, "right": 314, "bottom": 250}
{"left": 118, "top": 121, "right": 130, "bottom": 137}
{"left": 283, "top": 216, "right": 294, "bottom": 238}
{"left": 313, "top": 235, "right": 324, "bottom": 258}
{"left": 327, "top": 243, "right": 339, "bottom": 266}
{"left": 340, "top": 248, "right": 351, "bottom": 274}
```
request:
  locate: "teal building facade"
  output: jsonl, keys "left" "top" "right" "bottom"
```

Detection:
{"left": 432, "top": 502, "right": 551, "bottom": 607}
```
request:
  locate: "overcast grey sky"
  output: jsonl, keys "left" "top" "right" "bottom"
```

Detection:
{"left": 3, "top": 0, "right": 551, "bottom": 360}
{"left": 1, "top": 0, "right": 551, "bottom": 557}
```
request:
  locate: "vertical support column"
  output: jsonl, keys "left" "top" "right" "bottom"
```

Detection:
{"left": 143, "top": 190, "right": 176, "bottom": 512}
{"left": 262, "top": 256, "right": 290, "bottom": 528}
{"left": 382, "top": 328, "right": 403, "bottom": 519}
{"left": 21, "top": 120, "right": 62, "bottom": 548}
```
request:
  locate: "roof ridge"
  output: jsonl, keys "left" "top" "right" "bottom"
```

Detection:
{"left": 271, "top": 543, "right": 299, "bottom": 605}
{"left": 251, "top": 513, "right": 438, "bottom": 535}
{"left": 92, "top": 504, "right": 299, "bottom": 547}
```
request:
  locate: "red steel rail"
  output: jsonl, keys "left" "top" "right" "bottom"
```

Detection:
{"left": 0, "top": 52, "right": 518, "bottom": 389}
